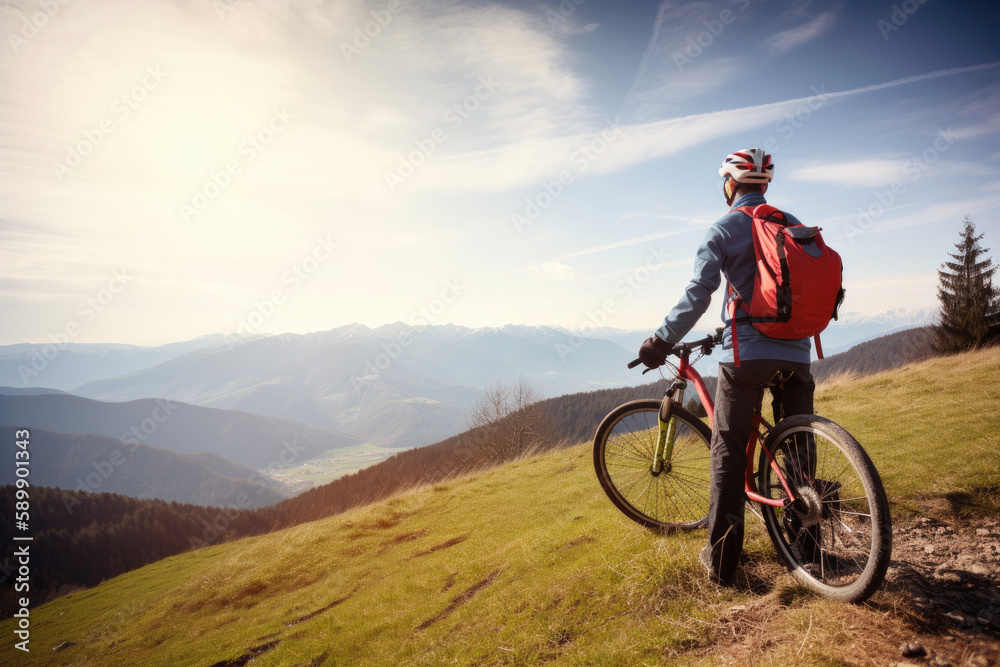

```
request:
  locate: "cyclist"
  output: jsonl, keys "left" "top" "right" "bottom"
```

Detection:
{"left": 637, "top": 148, "right": 816, "bottom": 586}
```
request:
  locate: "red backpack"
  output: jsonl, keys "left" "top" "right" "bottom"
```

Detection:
{"left": 726, "top": 204, "right": 845, "bottom": 365}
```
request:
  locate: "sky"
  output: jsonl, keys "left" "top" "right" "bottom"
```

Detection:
{"left": 1, "top": 0, "right": 999, "bottom": 346}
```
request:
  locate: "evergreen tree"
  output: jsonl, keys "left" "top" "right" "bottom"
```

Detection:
{"left": 935, "top": 216, "right": 999, "bottom": 352}
{"left": 684, "top": 397, "right": 707, "bottom": 418}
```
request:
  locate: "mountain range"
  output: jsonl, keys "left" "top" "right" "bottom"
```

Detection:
{"left": 1, "top": 312, "right": 933, "bottom": 453}
{"left": 0, "top": 333, "right": 257, "bottom": 390}
{"left": 820, "top": 308, "right": 937, "bottom": 355}
{"left": 65, "top": 324, "right": 633, "bottom": 447}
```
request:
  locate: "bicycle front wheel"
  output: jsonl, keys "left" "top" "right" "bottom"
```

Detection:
{"left": 594, "top": 400, "right": 712, "bottom": 531}
{"left": 757, "top": 414, "right": 892, "bottom": 603}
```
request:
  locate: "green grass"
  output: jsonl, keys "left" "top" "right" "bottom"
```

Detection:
{"left": 15, "top": 449, "right": 726, "bottom": 666}
{"left": 5, "top": 347, "right": 999, "bottom": 666}
{"left": 813, "top": 346, "right": 1000, "bottom": 515}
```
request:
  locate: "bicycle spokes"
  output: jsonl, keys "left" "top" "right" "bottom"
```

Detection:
{"left": 759, "top": 424, "right": 885, "bottom": 595}
{"left": 595, "top": 402, "right": 712, "bottom": 530}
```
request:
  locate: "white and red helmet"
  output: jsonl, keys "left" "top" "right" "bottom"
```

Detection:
{"left": 719, "top": 148, "right": 774, "bottom": 183}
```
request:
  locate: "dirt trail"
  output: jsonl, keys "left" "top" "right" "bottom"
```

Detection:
{"left": 702, "top": 507, "right": 1000, "bottom": 666}
{"left": 881, "top": 510, "right": 1000, "bottom": 666}
{"left": 889, "top": 513, "right": 1000, "bottom": 632}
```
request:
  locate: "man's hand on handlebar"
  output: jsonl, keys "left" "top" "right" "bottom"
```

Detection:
{"left": 637, "top": 336, "right": 673, "bottom": 369}
{"left": 628, "top": 330, "right": 724, "bottom": 370}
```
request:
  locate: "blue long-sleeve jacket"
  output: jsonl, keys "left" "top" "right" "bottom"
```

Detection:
{"left": 654, "top": 192, "right": 811, "bottom": 364}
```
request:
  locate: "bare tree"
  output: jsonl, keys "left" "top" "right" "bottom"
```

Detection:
{"left": 468, "top": 377, "right": 557, "bottom": 464}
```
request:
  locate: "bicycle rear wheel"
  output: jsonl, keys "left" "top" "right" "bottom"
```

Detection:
{"left": 757, "top": 414, "right": 892, "bottom": 603}
{"left": 594, "top": 400, "right": 712, "bottom": 531}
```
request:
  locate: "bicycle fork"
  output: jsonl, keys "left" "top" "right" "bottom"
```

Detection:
{"left": 651, "top": 380, "right": 687, "bottom": 476}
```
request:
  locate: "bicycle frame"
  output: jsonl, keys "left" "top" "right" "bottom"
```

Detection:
{"left": 617, "top": 336, "right": 891, "bottom": 602}
{"left": 662, "top": 354, "right": 798, "bottom": 509}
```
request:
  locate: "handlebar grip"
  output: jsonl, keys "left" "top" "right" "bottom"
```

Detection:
{"left": 627, "top": 358, "right": 643, "bottom": 369}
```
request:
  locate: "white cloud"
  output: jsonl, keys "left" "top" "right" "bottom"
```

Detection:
{"left": 869, "top": 195, "right": 1000, "bottom": 234}
{"left": 556, "top": 229, "right": 699, "bottom": 261}
{"left": 768, "top": 12, "right": 836, "bottom": 53}
{"left": 789, "top": 158, "right": 983, "bottom": 190}
{"left": 356, "top": 105, "right": 420, "bottom": 136}
{"left": 626, "top": 58, "right": 741, "bottom": 120}
{"left": 788, "top": 159, "right": 908, "bottom": 188}
{"left": 0, "top": 0, "right": 610, "bottom": 342}
{"left": 529, "top": 260, "right": 579, "bottom": 280}
{"left": 368, "top": 233, "right": 421, "bottom": 247}
{"left": 619, "top": 4, "right": 834, "bottom": 117}
{"left": 824, "top": 195, "right": 1000, "bottom": 247}
{"left": 539, "top": 2, "right": 599, "bottom": 37}
{"left": 947, "top": 79, "right": 1000, "bottom": 139}
{"left": 1, "top": 0, "right": 998, "bottom": 343}
{"left": 0, "top": 4, "right": 594, "bottom": 230}
{"left": 621, "top": 1, "right": 748, "bottom": 119}
{"left": 407, "top": 64, "right": 1000, "bottom": 195}
{"left": 952, "top": 112, "right": 1000, "bottom": 139}
{"left": 621, "top": 213, "right": 722, "bottom": 226}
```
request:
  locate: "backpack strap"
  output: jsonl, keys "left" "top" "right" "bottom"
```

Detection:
{"left": 727, "top": 204, "right": 761, "bottom": 367}
{"left": 814, "top": 334, "right": 824, "bottom": 360}
{"left": 726, "top": 284, "right": 741, "bottom": 367}
{"left": 742, "top": 203, "right": 786, "bottom": 223}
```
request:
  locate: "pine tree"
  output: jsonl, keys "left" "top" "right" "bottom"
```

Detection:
{"left": 934, "top": 216, "right": 999, "bottom": 352}
{"left": 684, "top": 397, "right": 707, "bottom": 418}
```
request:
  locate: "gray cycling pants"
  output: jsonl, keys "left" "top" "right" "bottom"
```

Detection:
{"left": 706, "top": 359, "right": 814, "bottom": 585}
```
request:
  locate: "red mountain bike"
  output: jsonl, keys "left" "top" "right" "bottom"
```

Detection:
{"left": 593, "top": 329, "right": 892, "bottom": 602}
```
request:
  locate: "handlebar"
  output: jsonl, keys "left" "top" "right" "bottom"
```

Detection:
{"left": 627, "top": 329, "right": 725, "bottom": 370}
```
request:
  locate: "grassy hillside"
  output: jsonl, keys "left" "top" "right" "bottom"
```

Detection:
{"left": 0, "top": 485, "right": 279, "bottom": 616}
{"left": 4, "top": 347, "right": 999, "bottom": 666}
{"left": 810, "top": 326, "right": 935, "bottom": 384}
{"left": 813, "top": 345, "right": 1000, "bottom": 513}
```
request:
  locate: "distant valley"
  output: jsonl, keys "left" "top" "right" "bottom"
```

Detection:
{"left": 0, "top": 393, "right": 360, "bottom": 469}
{"left": 0, "top": 425, "right": 287, "bottom": 508}
{"left": 0, "top": 392, "right": 362, "bottom": 508}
